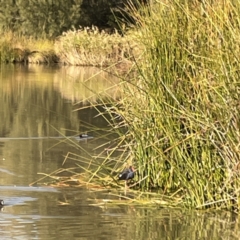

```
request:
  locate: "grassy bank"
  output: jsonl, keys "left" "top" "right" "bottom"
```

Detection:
{"left": 0, "top": 27, "right": 141, "bottom": 68}
{"left": 111, "top": 0, "right": 240, "bottom": 210}
{"left": 0, "top": 31, "right": 57, "bottom": 63}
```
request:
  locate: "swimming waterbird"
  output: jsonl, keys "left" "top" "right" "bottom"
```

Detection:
{"left": 79, "top": 134, "right": 93, "bottom": 139}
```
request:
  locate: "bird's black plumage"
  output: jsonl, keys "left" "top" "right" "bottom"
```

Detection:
{"left": 118, "top": 166, "right": 135, "bottom": 181}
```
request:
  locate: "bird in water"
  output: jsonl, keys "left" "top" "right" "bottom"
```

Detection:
{"left": 79, "top": 134, "right": 88, "bottom": 138}
{"left": 79, "top": 134, "right": 93, "bottom": 140}
{"left": 0, "top": 200, "right": 4, "bottom": 206}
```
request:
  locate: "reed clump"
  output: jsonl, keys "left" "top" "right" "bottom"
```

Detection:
{"left": 85, "top": 0, "right": 240, "bottom": 211}
{"left": 0, "top": 27, "right": 141, "bottom": 68}
{"left": 54, "top": 26, "right": 142, "bottom": 68}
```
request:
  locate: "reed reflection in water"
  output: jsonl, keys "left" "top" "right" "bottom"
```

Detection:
{"left": 0, "top": 64, "right": 119, "bottom": 186}
{"left": 0, "top": 185, "right": 239, "bottom": 240}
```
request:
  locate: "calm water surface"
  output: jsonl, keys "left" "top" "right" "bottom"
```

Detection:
{"left": 0, "top": 64, "right": 239, "bottom": 239}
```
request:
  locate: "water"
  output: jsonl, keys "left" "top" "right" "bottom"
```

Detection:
{"left": 0, "top": 64, "right": 239, "bottom": 239}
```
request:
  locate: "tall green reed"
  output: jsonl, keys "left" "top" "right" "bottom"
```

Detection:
{"left": 103, "top": 0, "right": 240, "bottom": 210}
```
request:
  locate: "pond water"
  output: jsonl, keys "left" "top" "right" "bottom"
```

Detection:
{"left": 0, "top": 64, "right": 239, "bottom": 239}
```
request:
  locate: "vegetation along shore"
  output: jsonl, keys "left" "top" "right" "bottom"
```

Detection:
{"left": 0, "top": 0, "right": 142, "bottom": 67}
{"left": 0, "top": 27, "right": 141, "bottom": 68}
{"left": 3, "top": 0, "right": 240, "bottom": 212}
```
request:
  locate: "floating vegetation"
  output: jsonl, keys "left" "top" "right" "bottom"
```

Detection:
{"left": 31, "top": 159, "right": 183, "bottom": 208}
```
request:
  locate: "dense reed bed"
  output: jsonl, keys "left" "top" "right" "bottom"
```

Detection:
{"left": 111, "top": 0, "right": 240, "bottom": 211}
{"left": 59, "top": 0, "right": 240, "bottom": 211}
{"left": 54, "top": 26, "right": 141, "bottom": 67}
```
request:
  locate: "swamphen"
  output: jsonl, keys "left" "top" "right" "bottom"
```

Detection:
{"left": 118, "top": 166, "right": 135, "bottom": 192}
{"left": 119, "top": 166, "right": 134, "bottom": 180}
{"left": 119, "top": 166, "right": 135, "bottom": 181}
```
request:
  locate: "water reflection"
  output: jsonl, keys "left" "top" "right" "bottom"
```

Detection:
{"left": 0, "top": 186, "right": 239, "bottom": 240}
{"left": 0, "top": 64, "right": 119, "bottom": 138}
{"left": 0, "top": 64, "right": 240, "bottom": 239}
{"left": 0, "top": 64, "right": 118, "bottom": 185}
{"left": 53, "top": 65, "right": 120, "bottom": 104}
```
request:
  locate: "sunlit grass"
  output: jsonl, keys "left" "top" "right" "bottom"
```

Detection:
{"left": 0, "top": 27, "right": 142, "bottom": 67}
{"left": 0, "top": 30, "right": 56, "bottom": 63}
{"left": 106, "top": 0, "right": 240, "bottom": 211}
{"left": 54, "top": 26, "right": 142, "bottom": 68}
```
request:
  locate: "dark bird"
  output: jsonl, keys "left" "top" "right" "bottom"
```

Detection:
{"left": 118, "top": 166, "right": 135, "bottom": 192}
{"left": 79, "top": 134, "right": 88, "bottom": 138}
{"left": 0, "top": 200, "right": 4, "bottom": 206}
{"left": 79, "top": 134, "right": 93, "bottom": 140}
{"left": 119, "top": 166, "right": 135, "bottom": 181}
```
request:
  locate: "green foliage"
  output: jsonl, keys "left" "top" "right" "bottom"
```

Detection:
{"left": 0, "top": 0, "right": 148, "bottom": 38}
{"left": 80, "top": 0, "right": 133, "bottom": 29}
{"left": 19, "top": 0, "right": 83, "bottom": 38}
{"left": 0, "top": 0, "right": 19, "bottom": 32}
{"left": 0, "top": 0, "right": 83, "bottom": 38}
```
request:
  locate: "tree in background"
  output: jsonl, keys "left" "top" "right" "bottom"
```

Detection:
{"left": 80, "top": 0, "right": 148, "bottom": 31}
{"left": 80, "top": 0, "right": 124, "bottom": 29}
{"left": 0, "top": 0, "right": 20, "bottom": 32}
{"left": 0, "top": 0, "right": 83, "bottom": 38}
{"left": 18, "top": 0, "right": 83, "bottom": 38}
{"left": 0, "top": 0, "right": 148, "bottom": 38}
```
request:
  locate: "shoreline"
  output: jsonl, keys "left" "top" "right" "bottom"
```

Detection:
{"left": 0, "top": 28, "right": 141, "bottom": 70}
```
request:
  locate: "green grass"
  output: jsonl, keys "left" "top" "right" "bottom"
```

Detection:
{"left": 65, "top": 0, "right": 240, "bottom": 211}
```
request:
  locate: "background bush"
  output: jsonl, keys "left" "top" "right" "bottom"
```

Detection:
{"left": 0, "top": 0, "right": 146, "bottom": 38}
